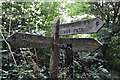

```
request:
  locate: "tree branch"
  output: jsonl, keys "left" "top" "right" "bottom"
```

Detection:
{"left": 0, "top": 31, "right": 17, "bottom": 65}
{"left": 95, "top": 3, "right": 108, "bottom": 23}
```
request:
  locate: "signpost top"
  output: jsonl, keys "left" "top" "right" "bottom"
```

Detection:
{"left": 59, "top": 18, "right": 104, "bottom": 35}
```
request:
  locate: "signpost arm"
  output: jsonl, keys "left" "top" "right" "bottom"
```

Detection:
{"left": 50, "top": 19, "right": 60, "bottom": 78}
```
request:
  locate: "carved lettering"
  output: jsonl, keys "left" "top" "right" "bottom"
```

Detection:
{"left": 83, "top": 20, "right": 89, "bottom": 25}
{"left": 57, "top": 43, "right": 72, "bottom": 49}
{"left": 73, "top": 28, "right": 84, "bottom": 33}
{"left": 84, "top": 21, "right": 86, "bottom": 25}
{"left": 60, "top": 29, "right": 70, "bottom": 34}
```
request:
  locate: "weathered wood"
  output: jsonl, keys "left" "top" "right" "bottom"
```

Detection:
{"left": 59, "top": 38, "right": 102, "bottom": 52}
{"left": 6, "top": 17, "right": 104, "bottom": 79}
{"left": 6, "top": 32, "right": 52, "bottom": 48}
{"left": 59, "top": 18, "right": 104, "bottom": 35}
{"left": 50, "top": 19, "right": 60, "bottom": 78}
{"left": 7, "top": 32, "right": 102, "bottom": 52}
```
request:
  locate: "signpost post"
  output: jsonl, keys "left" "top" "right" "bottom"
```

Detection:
{"left": 6, "top": 18, "right": 104, "bottom": 78}
{"left": 49, "top": 19, "right": 60, "bottom": 78}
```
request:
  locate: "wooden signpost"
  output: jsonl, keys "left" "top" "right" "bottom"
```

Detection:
{"left": 6, "top": 18, "right": 104, "bottom": 78}
{"left": 59, "top": 38, "right": 102, "bottom": 52}
{"left": 7, "top": 32, "right": 52, "bottom": 48}
{"left": 7, "top": 33, "right": 101, "bottom": 52}
{"left": 59, "top": 18, "right": 104, "bottom": 35}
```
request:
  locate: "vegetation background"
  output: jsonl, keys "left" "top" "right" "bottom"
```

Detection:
{"left": 0, "top": 1, "right": 120, "bottom": 80}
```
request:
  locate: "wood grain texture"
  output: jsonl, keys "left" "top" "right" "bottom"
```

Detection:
{"left": 59, "top": 38, "right": 102, "bottom": 52}
{"left": 6, "top": 32, "right": 52, "bottom": 48}
{"left": 7, "top": 32, "right": 102, "bottom": 52}
{"left": 50, "top": 19, "right": 60, "bottom": 78}
{"left": 59, "top": 18, "right": 104, "bottom": 35}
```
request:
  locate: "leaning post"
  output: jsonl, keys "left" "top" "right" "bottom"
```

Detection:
{"left": 50, "top": 19, "right": 60, "bottom": 78}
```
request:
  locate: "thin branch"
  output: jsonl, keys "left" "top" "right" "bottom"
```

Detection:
{"left": 0, "top": 31, "right": 17, "bottom": 65}
{"left": 95, "top": 3, "right": 107, "bottom": 23}
{"left": 116, "top": 14, "right": 120, "bottom": 24}
{"left": 111, "top": 3, "right": 119, "bottom": 25}
{"left": 34, "top": 48, "right": 38, "bottom": 66}
{"left": 20, "top": 48, "right": 26, "bottom": 62}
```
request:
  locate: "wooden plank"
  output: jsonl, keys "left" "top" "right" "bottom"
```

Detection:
{"left": 7, "top": 32, "right": 102, "bottom": 52}
{"left": 50, "top": 19, "right": 60, "bottom": 78}
{"left": 59, "top": 18, "right": 104, "bottom": 35}
{"left": 6, "top": 32, "right": 52, "bottom": 48}
{"left": 59, "top": 38, "right": 102, "bottom": 52}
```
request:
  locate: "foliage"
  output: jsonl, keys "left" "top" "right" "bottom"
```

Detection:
{"left": 1, "top": 1, "right": 120, "bottom": 80}
{"left": 58, "top": 2, "right": 120, "bottom": 79}
{"left": 1, "top": 2, "right": 61, "bottom": 80}
{"left": 72, "top": 2, "right": 120, "bottom": 79}
{"left": 89, "top": 2, "right": 120, "bottom": 77}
